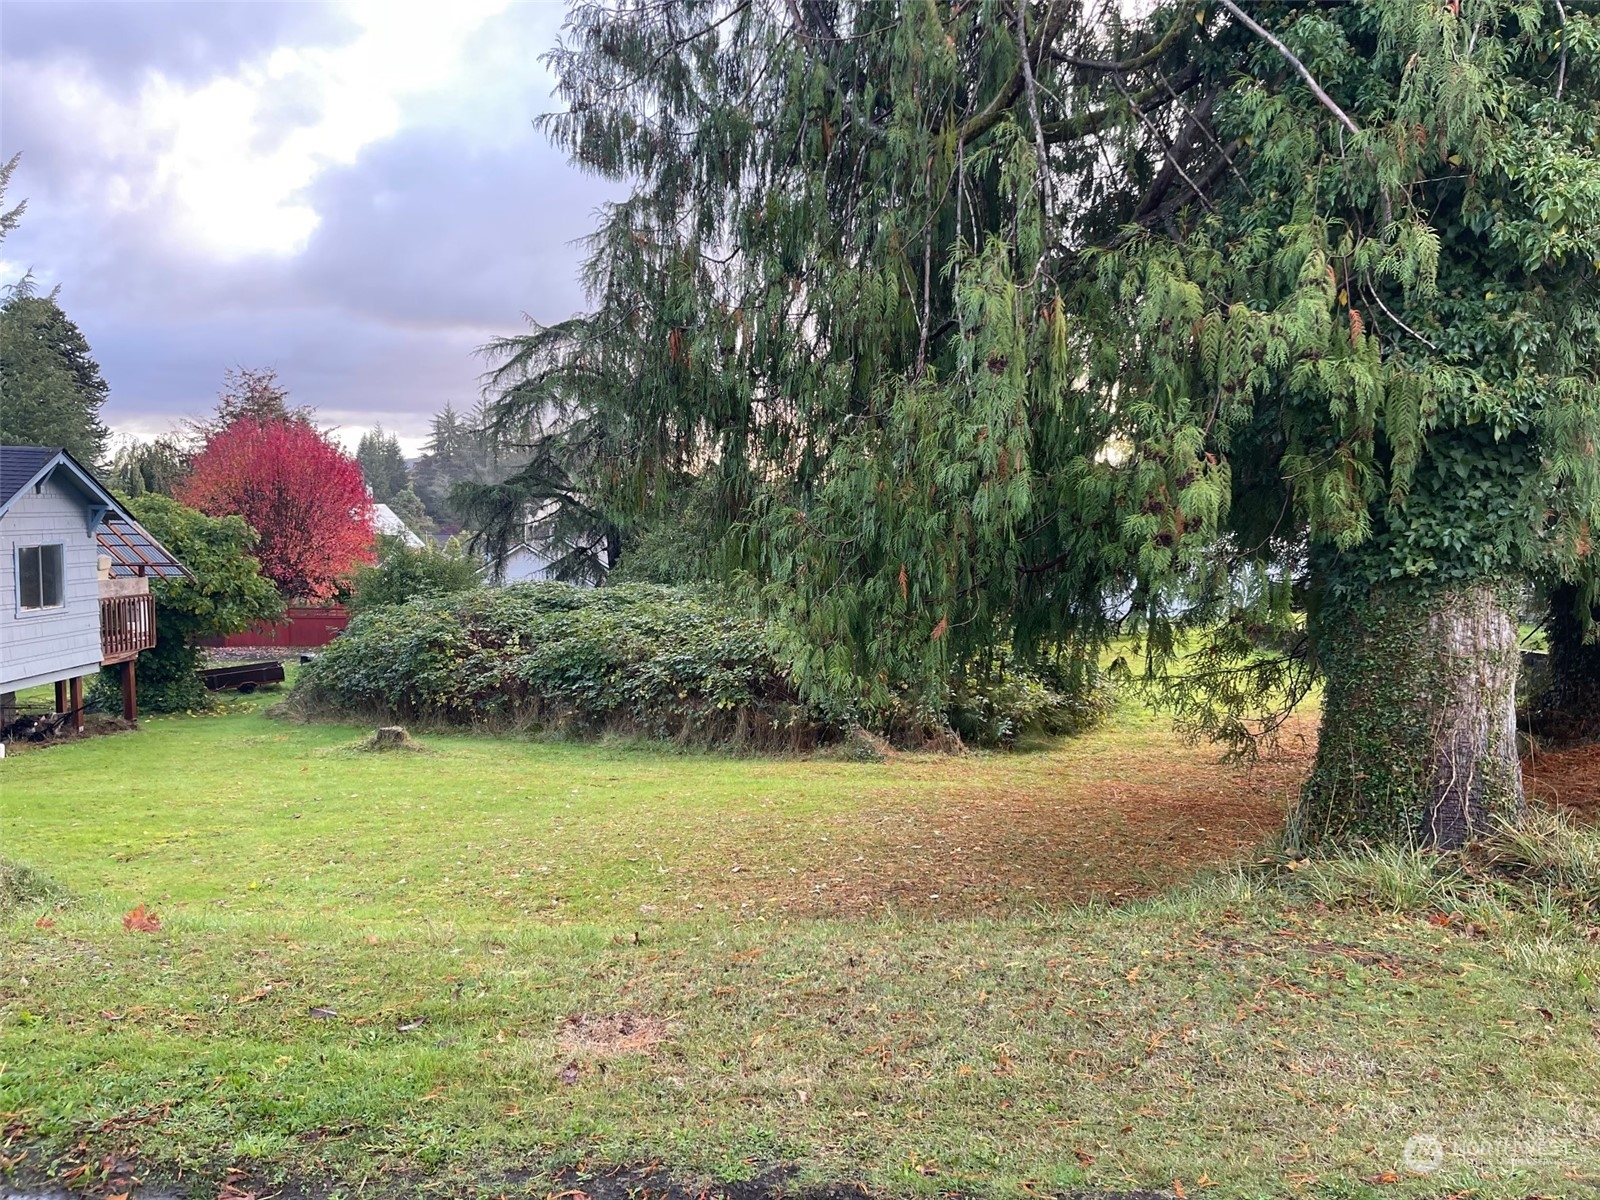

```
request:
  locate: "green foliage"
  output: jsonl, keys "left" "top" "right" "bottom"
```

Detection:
{"left": 607, "top": 475, "right": 721, "bottom": 585}
{"left": 0, "top": 152, "right": 26, "bottom": 241}
{"left": 356, "top": 425, "right": 409, "bottom": 503}
{"left": 100, "top": 494, "right": 283, "bottom": 712}
{"left": 349, "top": 535, "right": 481, "bottom": 614}
{"left": 385, "top": 484, "right": 436, "bottom": 540}
{"left": 411, "top": 400, "right": 511, "bottom": 526}
{"left": 507, "top": 0, "right": 1600, "bottom": 795}
{"left": 106, "top": 435, "right": 190, "bottom": 497}
{"left": 947, "top": 658, "right": 1111, "bottom": 748}
{"left": 295, "top": 583, "right": 819, "bottom": 746}
{"left": 0, "top": 283, "right": 110, "bottom": 464}
{"left": 297, "top": 582, "right": 1091, "bottom": 748}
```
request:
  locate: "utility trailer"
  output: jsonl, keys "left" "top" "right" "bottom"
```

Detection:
{"left": 199, "top": 660, "right": 286, "bottom": 694}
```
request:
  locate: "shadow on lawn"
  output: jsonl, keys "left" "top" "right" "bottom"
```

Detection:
{"left": 0, "top": 1158, "right": 1189, "bottom": 1200}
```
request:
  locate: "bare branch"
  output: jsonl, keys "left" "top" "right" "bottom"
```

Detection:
{"left": 1554, "top": 0, "right": 1569, "bottom": 100}
{"left": 1217, "top": 0, "right": 1361, "bottom": 138}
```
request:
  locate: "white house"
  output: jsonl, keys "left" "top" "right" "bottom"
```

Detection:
{"left": 495, "top": 541, "right": 563, "bottom": 584}
{"left": 0, "top": 446, "right": 188, "bottom": 727}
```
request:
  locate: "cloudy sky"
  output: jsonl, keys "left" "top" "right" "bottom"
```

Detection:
{"left": 0, "top": 0, "right": 616, "bottom": 454}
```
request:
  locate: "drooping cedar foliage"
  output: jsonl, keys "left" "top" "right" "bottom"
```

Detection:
{"left": 491, "top": 0, "right": 1599, "bottom": 838}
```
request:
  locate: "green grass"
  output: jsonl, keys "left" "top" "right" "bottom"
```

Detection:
{"left": 2, "top": 691, "right": 1598, "bottom": 1200}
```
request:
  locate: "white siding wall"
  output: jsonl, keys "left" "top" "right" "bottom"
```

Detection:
{"left": 499, "top": 545, "right": 558, "bottom": 584}
{"left": 0, "top": 477, "right": 104, "bottom": 691}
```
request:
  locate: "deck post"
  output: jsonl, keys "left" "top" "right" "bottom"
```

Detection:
{"left": 68, "top": 676, "right": 85, "bottom": 733}
{"left": 55, "top": 680, "right": 69, "bottom": 713}
{"left": 121, "top": 660, "right": 138, "bottom": 722}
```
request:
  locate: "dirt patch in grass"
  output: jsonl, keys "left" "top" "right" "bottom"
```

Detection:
{"left": 1524, "top": 740, "right": 1600, "bottom": 821}
{"left": 558, "top": 1011, "right": 669, "bottom": 1057}
{"left": 696, "top": 714, "right": 1319, "bottom": 917}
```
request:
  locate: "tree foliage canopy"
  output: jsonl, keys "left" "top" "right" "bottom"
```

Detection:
{"left": 356, "top": 425, "right": 409, "bottom": 503}
{"left": 179, "top": 417, "right": 376, "bottom": 602}
{"left": 104, "top": 494, "right": 283, "bottom": 712}
{"left": 498, "top": 0, "right": 1599, "bottom": 733}
{"left": 0, "top": 281, "right": 111, "bottom": 465}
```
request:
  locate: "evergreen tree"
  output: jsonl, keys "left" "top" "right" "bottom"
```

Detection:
{"left": 386, "top": 484, "right": 437, "bottom": 540}
{"left": 356, "top": 425, "right": 408, "bottom": 502}
{"left": 107, "top": 435, "right": 190, "bottom": 497}
{"left": 0, "top": 281, "right": 111, "bottom": 465}
{"left": 192, "top": 367, "right": 309, "bottom": 439}
{"left": 501, "top": 0, "right": 1600, "bottom": 849}
{"left": 412, "top": 402, "right": 477, "bottom": 522}
{"left": 0, "top": 153, "right": 26, "bottom": 244}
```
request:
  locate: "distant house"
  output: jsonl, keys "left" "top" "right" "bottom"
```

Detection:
{"left": 371, "top": 502, "right": 424, "bottom": 548}
{"left": 0, "top": 446, "right": 189, "bottom": 727}
{"left": 494, "top": 541, "right": 562, "bottom": 584}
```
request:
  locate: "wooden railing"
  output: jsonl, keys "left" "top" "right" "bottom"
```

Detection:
{"left": 101, "top": 592, "right": 156, "bottom": 664}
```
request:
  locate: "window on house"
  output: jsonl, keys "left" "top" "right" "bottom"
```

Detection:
{"left": 18, "top": 544, "right": 65, "bottom": 610}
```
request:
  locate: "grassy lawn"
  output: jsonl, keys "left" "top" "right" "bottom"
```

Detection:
{"left": 2, "top": 691, "right": 1597, "bottom": 1200}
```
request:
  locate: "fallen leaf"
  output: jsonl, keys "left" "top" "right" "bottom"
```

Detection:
{"left": 123, "top": 904, "right": 161, "bottom": 933}
{"left": 1365, "top": 1171, "right": 1400, "bottom": 1184}
{"left": 1174, "top": 1181, "right": 1187, "bottom": 1199}
{"left": 34, "top": 916, "right": 54, "bottom": 928}
{"left": 398, "top": 1017, "right": 427, "bottom": 1032}
{"left": 559, "top": 1062, "right": 580, "bottom": 1085}
{"left": 308, "top": 1006, "right": 338, "bottom": 1019}
{"left": 98, "top": 1010, "right": 122, "bottom": 1021}
{"left": 1073, "top": 1149, "right": 1096, "bottom": 1167}
{"left": 1125, "top": 966, "right": 1142, "bottom": 984}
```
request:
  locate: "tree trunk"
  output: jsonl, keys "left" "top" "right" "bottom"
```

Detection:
{"left": 1532, "top": 582, "right": 1600, "bottom": 744}
{"left": 1291, "top": 581, "right": 1525, "bottom": 851}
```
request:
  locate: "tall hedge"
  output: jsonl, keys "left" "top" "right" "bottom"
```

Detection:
{"left": 293, "top": 584, "right": 820, "bottom": 747}
{"left": 291, "top": 584, "right": 1104, "bottom": 750}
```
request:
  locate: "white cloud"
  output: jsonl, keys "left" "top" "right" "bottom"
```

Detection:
{"left": 29, "top": 0, "right": 518, "bottom": 260}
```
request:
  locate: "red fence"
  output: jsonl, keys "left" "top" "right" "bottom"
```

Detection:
{"left": 201, "top": 604, "right": 351, "bottom": 649}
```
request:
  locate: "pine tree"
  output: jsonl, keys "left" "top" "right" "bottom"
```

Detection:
{"left": 0, "top": 281, "right": 111, "bottom": 465}
{"left": 498, "top": 0, "right": 1599, "bottom": 848}
{"left": 356, "top": 425, "right": 408, "bottom": 502}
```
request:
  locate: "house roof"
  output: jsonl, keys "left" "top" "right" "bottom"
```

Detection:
{"left": 371, "top": 502, "right": 424, "bottom": 548}
{"left": 0, "top": 445, "right": 191, "bottom": 579}
{"left": 0, "top": 445, "right": 60, "bottom": 510}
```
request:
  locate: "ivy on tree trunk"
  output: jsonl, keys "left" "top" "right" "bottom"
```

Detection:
{"left": 1294, "top": 583, "right": 1526, "bottom": 850}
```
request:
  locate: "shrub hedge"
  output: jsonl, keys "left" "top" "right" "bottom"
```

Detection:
{"left": 291, "top": 583, "right": 1106, "bottom": 750}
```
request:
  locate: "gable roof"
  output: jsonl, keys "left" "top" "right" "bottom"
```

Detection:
{"left": 0, "top": 445, "right": 122, "bottom": 519}
{"left": 0, "top": 445, "right": 60, "bottom": 510}
{"left": 0, "top": 445, "right": 191, "bottom": 579}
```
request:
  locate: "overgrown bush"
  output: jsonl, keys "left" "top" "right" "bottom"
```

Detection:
{"left": 290, "top": 583, "right": 1106, "bottom": 750}
{"left": 947, "top": 658, "right": 1112, "bottom": 747}
{"left": 292, "top": 583, "right": 821, "bottom": 747}
{"left": 349, "top": 535, "right": 480, "bottom": 614}
{"left": 95, "top": 494, "right": 282, "bottom": 713}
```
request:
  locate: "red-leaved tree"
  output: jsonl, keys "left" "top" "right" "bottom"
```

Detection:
{"left": 180, "top": 418, "right": 375, "bottom": 601}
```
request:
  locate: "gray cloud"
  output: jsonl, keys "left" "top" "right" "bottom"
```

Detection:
{"left": 0, "top": 1, "right": 358, "bottom": 93}
{"left": 0, "top": 1, "right": 619, "bottom": 446}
